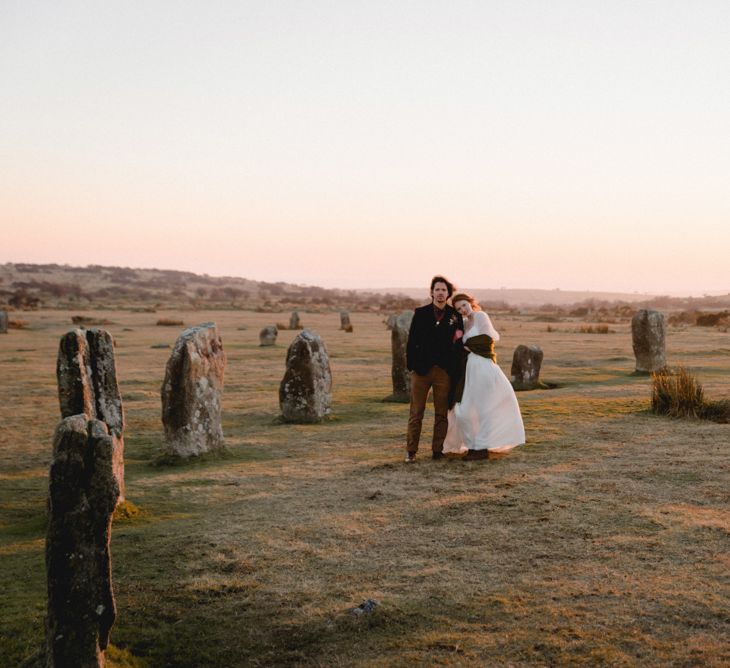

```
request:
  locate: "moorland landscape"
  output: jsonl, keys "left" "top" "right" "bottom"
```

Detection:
{"left": 1, "top": 264, "right": 728, "bottom": 666}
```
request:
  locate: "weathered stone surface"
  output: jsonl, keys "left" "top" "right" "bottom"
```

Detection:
{"left": 279, "top": 330, "right": 332, "bottom": 423}
{"left": 289, "top": 311, "right": 302, "bottom": 330}
{"left": 46, "top": 415, "right": 120, "bottom": 668}
{"left": 385, "top": 310, "right": 414, "bottom": 402}
{"left": 632, "top": 309, "right": 667, "bottom": 373}
{"left": 0, "top": 310, "right": 8, "bottom": 333}
{"left": 510, "top": 345, "right": 544, "bottom": 390}
{"left": 259, "top": 325, "right": 278, "bottom": 346}
{"left": 340, "top": 311, "right": 353, "bottom": 332}
{"left": 57, "top": 328, "right": 125, "bottom": 502}
{"left": 161, "top": 323, "right": 226, "bottom": 458}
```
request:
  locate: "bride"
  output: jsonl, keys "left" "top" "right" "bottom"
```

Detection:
{"left": 443, "top": 293, "right": 525, "bottom": 459}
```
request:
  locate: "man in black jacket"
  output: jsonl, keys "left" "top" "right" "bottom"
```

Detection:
{"left": 405, "top": 275, "right": 463, "bottom": 462}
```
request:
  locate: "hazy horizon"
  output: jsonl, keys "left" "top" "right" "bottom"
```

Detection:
{"left": 3, "top": 2, "right": 729, "bottom": 296}
{"left": 7, "top": 259, "right": 730, "bottom": 300}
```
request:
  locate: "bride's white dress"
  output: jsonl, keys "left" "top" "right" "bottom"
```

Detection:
{"left": 443, "top": 311, "right": 525, "bottom": 454}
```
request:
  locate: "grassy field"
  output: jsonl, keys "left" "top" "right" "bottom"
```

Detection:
{"left": 1, "top": 310, "right": 728, "bottom": 667}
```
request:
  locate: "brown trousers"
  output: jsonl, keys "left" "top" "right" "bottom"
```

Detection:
{"left": 406, "top": 365, "right": 450, "bottom": 454}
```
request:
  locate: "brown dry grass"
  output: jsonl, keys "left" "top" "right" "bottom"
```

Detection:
{"left": 1, "top": 311, "right": 728, "bottom": 666}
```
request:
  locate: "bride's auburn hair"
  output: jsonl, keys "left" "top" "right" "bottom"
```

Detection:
{"left": 451, "top": 292, "right": 481, "bottom": 311}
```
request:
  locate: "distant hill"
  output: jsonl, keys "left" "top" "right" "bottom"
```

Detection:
{"left": 373, "top": 287, "right": 659, "bottom": 307}
{"left": 0, "top": 263, "right": 417, "bottom": 312}
{"left": 2, "top": 263, "right": 728, "bottom": 313}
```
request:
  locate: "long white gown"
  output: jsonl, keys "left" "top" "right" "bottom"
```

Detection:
{"left": 443, "top": 311, "right": 525, "bottom": 454}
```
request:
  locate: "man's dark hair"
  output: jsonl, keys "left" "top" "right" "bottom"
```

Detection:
{"left": 430, "top": 275, "right": 455, "bottom": 297}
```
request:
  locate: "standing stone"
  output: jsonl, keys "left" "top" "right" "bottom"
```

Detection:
{"left": 259, "top": 325, "right": 278, "bottom": 346}
{"left": 510, "top": 345, "right": 544, "bottom": 390}
{"left": 0, "top": 310, "right": 8, "bottom": 333}
{"left": 384, "top": 310, "right": 414, "bottom": 402}
{"left": 289, "top": 311, "right": 302, "bottom": 330}
{"left": 161, "top": 323, "right": 226, "bottom": 458}
{"left": 632, "top": 309, "right": 667, "bottom": 373}
{"left": 340, "top": 310, "right": 353, "bottom": 332}
{"left": 57, "top": 328, "right": 125, "bottom": 502}
{"left": 46, "top": 415, "right": 120, "bottom": 668}
{"left": 280, "top": 330, "right": 332, "bottom": 423}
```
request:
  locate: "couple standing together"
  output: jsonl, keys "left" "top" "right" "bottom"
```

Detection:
{"left": 405, "top": 275, "right": 525, "bottom": 462}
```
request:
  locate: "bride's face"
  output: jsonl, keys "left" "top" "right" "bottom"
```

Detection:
{"left": 455, "top": 300, "right": 472, "bottom": 316}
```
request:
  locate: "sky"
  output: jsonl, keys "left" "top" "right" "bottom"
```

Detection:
{"left": 2, "top": 1, "right": 729, "bottom": 295}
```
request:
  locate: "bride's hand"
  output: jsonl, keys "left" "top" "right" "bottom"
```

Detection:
{"left": 464, "top": 346, "right": 471, "bottom": 352}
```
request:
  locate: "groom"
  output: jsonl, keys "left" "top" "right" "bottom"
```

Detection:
{"left": 404, "top": 275, "right": 463, "bottom": 463}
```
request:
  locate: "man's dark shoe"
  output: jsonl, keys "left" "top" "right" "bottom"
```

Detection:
{"left": 405, "top": 452, "right": 416, "bottom": 463}
{"left": 431, "top": 451, "right": 444, "bottom": 460}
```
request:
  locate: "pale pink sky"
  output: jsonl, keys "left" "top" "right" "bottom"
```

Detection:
{"left": 2, "top": 1, "right": 729, "bottom": 295}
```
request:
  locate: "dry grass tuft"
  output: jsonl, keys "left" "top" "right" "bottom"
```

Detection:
{"left": 652, "top": 367, "right": 730, "bottom": 423}
{"left": 578, "top": 324, "right": 612, "bottom": 334}
{"left": 71, "top": 315, "right": 113, "bottom": 326}
{"left": 651, "top": 366, "right": 705, "bottom": 418}
{"left": 8, "top": 319, "right": 29, "bottom": 329}
{"left": 701, "top": 399, "right": 730, "bottom": 423}
{"left": 155, "top": 318, "right": 184, "bottom": 327}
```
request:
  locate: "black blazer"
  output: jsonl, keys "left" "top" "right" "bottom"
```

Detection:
{"left": 406, "top": 303, "right": 463, "bottom": 376}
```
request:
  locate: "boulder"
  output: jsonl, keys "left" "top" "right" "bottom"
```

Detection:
{"left": 57, "top": 328, "right": 125, "bottom": 502}
{"left": 510, "top": 345, "right": 544, "bottom": 390}
{"left": 279, "top": 330, "right": 332, "bottom": 423}
{"left": 384, "top": 310, "right": 414, "bottom": 402}
{"left": 0, "top": 310, "right": 8, "bottom": 333}
{"left": 289, "top": 311, "right": 302, "bottom": 330}
{"left": 632, "top": 309, "right": 667, "bottom": 373}
{"left": 259, "top": 325, "right": 278, "bottom": 346}
{"left": 161, "top": 323, "right": 226, "bottom": 457}
{"left": 46, "top": 415, "right": 120, "bottom": 668}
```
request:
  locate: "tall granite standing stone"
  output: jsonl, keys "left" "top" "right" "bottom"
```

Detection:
{"left": 632, "top": 309, "right": 667, "bottom": 373}
{"left": 280, "top": 330, "right": 332, "bottom": 423}
{"left": 46, "top": 415, "right": 120, "bottom": 668}
{"left": 0, "top": 310, "right": 8, "bottom": 333}
{"left": 289, "top": 311, "right": 302, "bottom": 330}
{"left": 510, "top": 345, "right": 544, "bottom": 390}
{"left": 57, "top": 328, "right": 125, "bottom": 502}
{"left": 161, "top": 323, "right": 226, "bottom": 458}
{"left": 259, "top": 325, "right": 278, "bottom": 346}
{"left": 384, "top": 310, "right": 414, "bottom": 402}
{"left": 340, "top": 311, "right": 353, "bottom": 332}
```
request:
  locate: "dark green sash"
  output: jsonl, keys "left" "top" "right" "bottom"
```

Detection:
{"left": 449, "top": 334, "right": 496, "bottom": 407}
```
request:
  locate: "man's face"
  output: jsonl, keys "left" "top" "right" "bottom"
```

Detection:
{"left": 431, "top": 282, "right": 449, "bottom": 306}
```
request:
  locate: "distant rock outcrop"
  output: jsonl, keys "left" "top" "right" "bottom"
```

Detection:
{"left": 56, "top": 328, "right": 125, "bottom": 502}
{"left": 279, "top": 330, "right": 332, "bottom": 423}
{"left": 632, "top": 309, "right": 666, "bottom": 373}
{"left": 161, "top": 323, "right": 226, "bottom": 457}
{"left": 0, "top": 310, "right": 7, "bottom": 334}
{"left": 340, "top": 311, "right": 353, "bottom": 332}
{"left": 46, "top": 415, "right": 120, "bottom": 668}
{"left": 510, "top": 345, "right": 544, "bottom": 391}
{"left": 289, "top": 311, "right": 302, "bottom": 330}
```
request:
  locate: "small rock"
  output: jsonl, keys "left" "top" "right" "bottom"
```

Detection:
{"left": 352, "top": 599, "right": 379, "bottom": 615}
